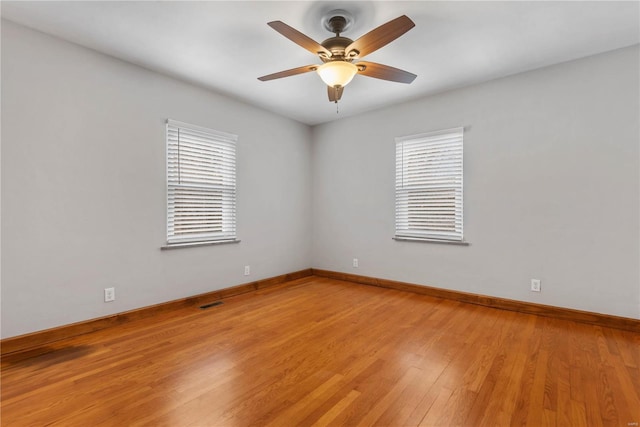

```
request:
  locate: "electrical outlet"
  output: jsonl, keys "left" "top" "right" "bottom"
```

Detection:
{"left": 530, "top": 279, "right": 541, "bottom": 292}
{"left": 104, "top": 287, "right": 115, "bottom": 302}
{"left": 353, "top": 258, "right": 359, "bottom": 268}
{"left": 244, "top": 265, "right": 250, "bottom": 276}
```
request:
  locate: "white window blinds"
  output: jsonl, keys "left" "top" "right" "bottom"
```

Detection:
{"left": 166, "top": 119, "right": 237, "bottom": 245}
{"left": 395, "top": 128, "right": 464, "bottom": 242}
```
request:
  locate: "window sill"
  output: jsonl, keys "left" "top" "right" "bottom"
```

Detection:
{"left": 161, "top": 239, "right": 240, "bottom": 250}
{"left": 393, "top": 236, "right": 470, "bottom": 246}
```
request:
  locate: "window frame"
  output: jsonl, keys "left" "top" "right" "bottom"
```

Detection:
{"left": 394, "top": 127, "right": 466, "bottom": 244}
{"left": 164, "top": 119, "right": 238, "bottom": 249}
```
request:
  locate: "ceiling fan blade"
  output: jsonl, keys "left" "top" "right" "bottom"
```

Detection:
{"left": 258, "top": 65, "right": 318, "bottom": 81}
{"left": 268, "top": 21, "right": 332, "bottom": 58}
{"left": 327, "top": 85, "right": 344, "bottom": 102}
{"left": 356, "top": 61, "right": 417, "bottom": 84}
{"left": 346, "top": 15, "right": 415, "bottom": 59}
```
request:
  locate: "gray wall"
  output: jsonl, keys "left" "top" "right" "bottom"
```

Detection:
{"left": 2, "top": 21, "right": 638, "bottom": 339}
{"left": 1, "top": 21, "right": 312, "bottom": 338}
{"left": 312, "top": 45, "right": 639, "bottom": 319}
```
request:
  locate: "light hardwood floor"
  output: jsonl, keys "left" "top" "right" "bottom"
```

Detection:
{"left": 2, "top": 277, "right": 639, "bottom": 426}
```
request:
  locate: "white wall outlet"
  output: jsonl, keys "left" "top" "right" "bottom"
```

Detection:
{"left": 530, "top": 279, "right": 541, "bottom": 292}
{"left": 104, "top": 287, "right": 115, "bottom": 302}
{"left": 353, "top": 258, "right": 359, "bottom": 268}
{"left": 244, "top": 265, "right": 250, "bottom": 276}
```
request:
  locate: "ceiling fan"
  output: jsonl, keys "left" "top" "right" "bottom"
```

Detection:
{"left": 258, "top": 12, "right": 417, "bottom": 103}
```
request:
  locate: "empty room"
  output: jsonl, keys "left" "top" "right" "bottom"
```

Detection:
{"left": 1, "top": 1, "right": 639, "bottom": 426}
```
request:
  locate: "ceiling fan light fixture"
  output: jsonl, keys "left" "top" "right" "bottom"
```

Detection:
{"left": 316, "top": 61, "right": 358, "bottom": 88}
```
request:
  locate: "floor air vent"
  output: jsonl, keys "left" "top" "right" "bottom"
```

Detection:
{"left": 200, "top": 301, "right": 224, "bottom": 309}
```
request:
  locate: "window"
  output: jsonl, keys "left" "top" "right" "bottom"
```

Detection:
{"left": 166, "top": 119, "right": 237, "bottom": 246}
{"left": 395, "top": 127, "right": 464, "bottom": 243}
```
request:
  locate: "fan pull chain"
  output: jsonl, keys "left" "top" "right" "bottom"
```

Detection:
{"left": 336, "top": 101, "right": 339, "bottom": 114}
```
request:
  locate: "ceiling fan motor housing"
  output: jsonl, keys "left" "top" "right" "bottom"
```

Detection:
{"left": 318, "top": 12, "right": 360, "bottom": 62}
{"left": 320, "top": 36, "right": 355, "bottom": 62}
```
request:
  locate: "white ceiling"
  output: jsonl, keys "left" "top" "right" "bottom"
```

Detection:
{"left": 2, "top": 1, "right": 638, "bottom": 126}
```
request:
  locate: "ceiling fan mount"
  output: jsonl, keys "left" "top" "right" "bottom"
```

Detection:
{"left": 321, "top": 10, "right": 354, "bottom": 34}
{"left": 258, "top": 11, "right": 417, "bottom": 104}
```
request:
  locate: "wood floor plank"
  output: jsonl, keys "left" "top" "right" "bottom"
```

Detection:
{"left": 263, "top": 373, "right": 346, "bottom": 427}
{"left": 2, "top": 277, "right": 638, "bottom": 426}
{"left": 311, "top": 389, "right": 361, "bottom": 427}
